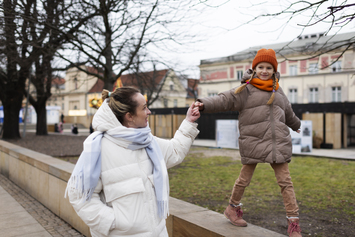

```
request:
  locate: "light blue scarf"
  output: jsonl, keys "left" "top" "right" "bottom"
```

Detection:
{"left": 65, "top": 124, "right": 169, "bottom": 219}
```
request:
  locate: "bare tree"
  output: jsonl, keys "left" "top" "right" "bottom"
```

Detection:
{"left": 232, "top": 0, "right": 355, "bottom": 66}
{"left": 122, "top": 61, "right": 169, "bottom": 107}
{"left": 0, "top": 0, "right": 99, "bottom": 138}
{"left": 0, "top": 0, "right": 32, "bottom": 139}
{"left": 56, "top": 0, "right": 201, "bottom": 94}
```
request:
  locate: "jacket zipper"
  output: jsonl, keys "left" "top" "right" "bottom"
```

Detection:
{"left": 270, "top": 104, "right": 276, "bottom": 163}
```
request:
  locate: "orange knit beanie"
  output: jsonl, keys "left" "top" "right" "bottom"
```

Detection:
{"left": 252, "top": 48, "right": 278, "bottom": 71}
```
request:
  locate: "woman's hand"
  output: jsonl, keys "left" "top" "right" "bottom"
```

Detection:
{"left": 186, "top": 102, "right": 200, "bottom": 123}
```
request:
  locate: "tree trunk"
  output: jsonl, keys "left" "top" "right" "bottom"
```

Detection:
{"left": 2, "top": 95, "right": 22, "bottom": 139}
{"left": 35, "top": 101, "right": 48, "bottom": 136}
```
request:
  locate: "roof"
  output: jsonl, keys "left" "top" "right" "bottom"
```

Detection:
{"left": 200, "top": 31, "right": 355, "bottom": 65}
{"left": 88, "top": 69, "right": 170, "bottom": 93}
{"left": 120, "top": 69, "right": 169, "bottom": 89}
{"left": 51, "top": 77, "right": 65, "bottom": 86}
{"left": 88, "top": 78, "right": 104, "bottom": 93}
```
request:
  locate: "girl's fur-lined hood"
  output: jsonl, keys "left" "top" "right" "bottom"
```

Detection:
{"left": 241, "top": 69, "right": 281, "bottom": 83}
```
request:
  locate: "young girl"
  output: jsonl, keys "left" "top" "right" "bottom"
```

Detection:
{"left": 195, "top": 49, "right": 302, "bottom": 237}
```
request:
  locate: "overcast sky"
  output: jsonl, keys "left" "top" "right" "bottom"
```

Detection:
{"left": 169, "top": 0, "right": 355, "bottom": 79}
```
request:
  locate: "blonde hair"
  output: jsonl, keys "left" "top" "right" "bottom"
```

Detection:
{"left": 234, "top": 71, "right": 256, "bottom": 94}
{"left": 234, "top": 71, "right": 277, "bottom": 105}
{"left": 102, "top": 87, "right": 140, "bottom": 124}
{"left": 266, "top": 74, "right": 277, "bottom": 105}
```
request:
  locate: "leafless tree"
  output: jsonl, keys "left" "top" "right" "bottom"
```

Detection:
{"left": 0, "top": 0, "right": 98, "bottom": 138}
{"left": 231, "top": 0, "right": 355, "bottom": 66}
{"left": 56, "top": 0, "right": 201, "bottom": 93}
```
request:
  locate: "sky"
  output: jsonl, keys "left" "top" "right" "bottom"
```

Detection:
{"left": 166, "top": 0, "right": 355, "bottom": 79}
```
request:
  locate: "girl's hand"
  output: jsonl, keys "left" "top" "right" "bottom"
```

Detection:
{"left": 194, "top": 101, "right": 204, "bottom": 111}
{"left": 296, "top": 129, "right": 301, "bottom": 133}
{"left": 186, "top": 102, "right": 200, "bottom": 123}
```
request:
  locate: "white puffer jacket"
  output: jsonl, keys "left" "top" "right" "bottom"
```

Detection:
{"left": 68, "top": 102, "right": 199, "bottom": 237}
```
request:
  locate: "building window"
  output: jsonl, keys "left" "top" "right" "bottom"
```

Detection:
{"left": 163, "top": 99, "right": 168, "bottom": 108}
{"left": 173, "top": 99, "right": 177, "bottom": 107}
{"left": 74, "top": 77, "right": 78, "bottom": 90}
{"left": 236, "top": 70, "right": 243, "bottom": 80}
{"left": 309, "top": 63, "right": 318, "bottom": 74}
{"left": 288, "top": 88, "right": 298, "bottom": 103}
{"left": 289, "top": 65, "right": 297, "bottom": 76}
{"left": 62, "top": 103, "right": 64, "bottom": 110}
{"left": 69, "top": 101, "right": 80, "bottom": 110}
{"left": 169, "top": 81, "right": 174, "bottom": 91}
{"left": 208, "top": 92, "right": 218, "bottom": 97}
{"left": 331, "top": 61, "right": 342, "bottom": 72}
{"left": 309, "top": 87, "right": 318, "bottom": 103}
{"left": 332, "top": 86, "right": 341, "bottom": 102}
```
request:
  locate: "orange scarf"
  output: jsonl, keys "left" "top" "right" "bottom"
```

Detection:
{"left": 246, "top": 78, "right": 279, "bottom": 92}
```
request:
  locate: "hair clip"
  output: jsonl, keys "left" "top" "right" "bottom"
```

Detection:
{"left": 272, "top": 89, "right": 275, "bottom": 92}
{"left": 108, "top": 92, "right": 111, "bottom": 97}
{"left": 246, "top": 81, "right": 250, "bottom": 84}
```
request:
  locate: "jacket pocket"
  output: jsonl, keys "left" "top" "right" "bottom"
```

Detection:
{"left": 106, "top": 178, "right": 150, "bottom": 233}
{"left": 103, "top": 177, "right": 145, "bottom": 203}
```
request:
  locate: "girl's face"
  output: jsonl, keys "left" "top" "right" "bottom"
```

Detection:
{"left": 255, "top": 62, "right": 275, "bottom": 80}
{"left": 129, "top": 93, "right": 151, "bottom": 128}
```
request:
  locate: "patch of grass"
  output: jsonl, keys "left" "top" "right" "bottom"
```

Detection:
{"left": 168, "top": 149, "right": 355, "bottom": 217}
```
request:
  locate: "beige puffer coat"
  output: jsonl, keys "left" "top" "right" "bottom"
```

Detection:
{"left": 198, "top": 71, "right": 300, "bottom": 164}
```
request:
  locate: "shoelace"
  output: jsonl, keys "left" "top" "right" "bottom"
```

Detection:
{"left": 235, "top": 208, "right": 243, "bottom": 218}
{"left": 288, "top": 222, "right": 301, "bottom": 233}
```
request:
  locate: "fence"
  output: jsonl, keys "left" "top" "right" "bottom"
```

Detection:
{"left": 150, "top": 102, "right": 355, "bottom": 148}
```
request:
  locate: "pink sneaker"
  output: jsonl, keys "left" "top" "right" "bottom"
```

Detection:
{"left": 224, "top": 203, "right": 247, "bottom": 227}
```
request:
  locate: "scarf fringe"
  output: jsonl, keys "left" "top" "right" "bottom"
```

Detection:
{"left": 157, "top": 200, "right": 169, "bottom": 219}
{"left": 65, "top": 175, "right": 95, "bottom": 203}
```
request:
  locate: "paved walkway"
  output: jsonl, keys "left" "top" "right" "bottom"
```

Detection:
{"left": 0, "top": 174, "right": 83, "bottom": 237}
{"left": 193, "top": 139, "right": 355, "bottom": 161}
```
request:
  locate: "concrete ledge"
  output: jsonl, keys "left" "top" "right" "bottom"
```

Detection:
{"left": 168, "top": 197, "right": 286, "bottom": 237}
{"left": 0, "top": 140, "right": 286, "bottom": 237}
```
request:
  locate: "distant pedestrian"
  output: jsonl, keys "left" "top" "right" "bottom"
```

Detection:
{"left": 61, "top": 113, "right": 64, "bottom": 123}
{"left": 195, "top": 49, "right": 302, "bottom": 237}
{"left": 54, "top": 123, "right": 59, "bottom": 133}
{"left": 58, "top": 122, "right": 63, "bottom": 134}
{"left": 71, "top": 124, "right": 78, "bottom": 135}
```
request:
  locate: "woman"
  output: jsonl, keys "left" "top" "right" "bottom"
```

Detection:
{"left": 65, "top": 87, "right": 200, "bottom": 237}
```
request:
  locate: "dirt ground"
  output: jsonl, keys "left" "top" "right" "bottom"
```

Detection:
{"left": 4, "top": 133, "right": 354, "bottom": 237}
